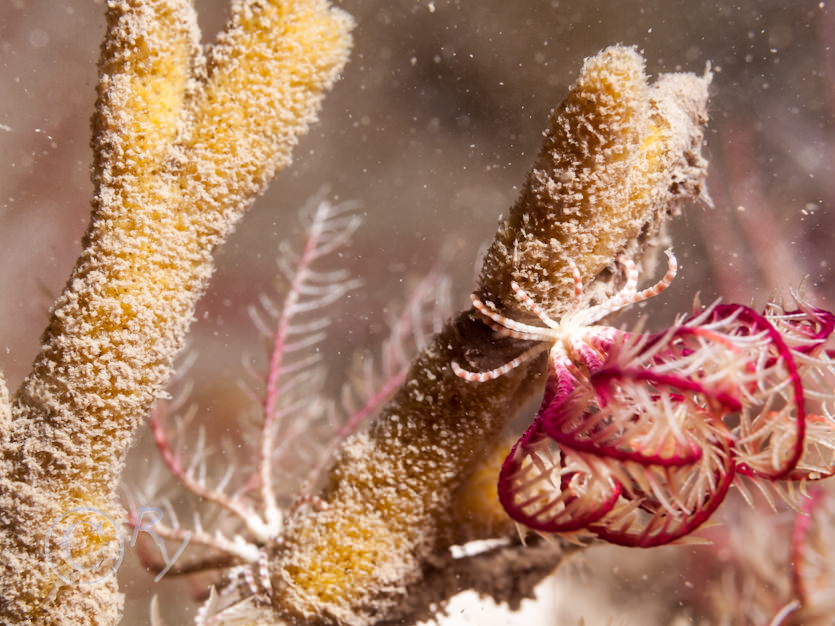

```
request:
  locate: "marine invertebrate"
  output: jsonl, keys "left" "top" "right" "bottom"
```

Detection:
{"left": 461, "top": 253, "right": 835, "bottom": 547}
{"left": 0, "top": 0, "right": 352, "bottom": 623}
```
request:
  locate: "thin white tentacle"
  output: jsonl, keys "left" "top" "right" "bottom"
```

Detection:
{"left": 451, "top": 344, "right": 548, "bottom": 382}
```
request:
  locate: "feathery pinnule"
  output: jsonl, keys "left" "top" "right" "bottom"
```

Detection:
{"left": 0, "top": 1, "right": 352, "bottom": 624}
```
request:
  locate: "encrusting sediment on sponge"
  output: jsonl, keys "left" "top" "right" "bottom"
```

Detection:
{"left": 0, "top": 1, "right": 352, "bottom": 624}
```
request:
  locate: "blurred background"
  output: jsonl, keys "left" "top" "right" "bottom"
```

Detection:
{"left": 1, "top": 0, "right": 833, "bottom": 624}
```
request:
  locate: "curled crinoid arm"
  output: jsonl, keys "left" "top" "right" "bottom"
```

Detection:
{"left": 764, "top": 297, "right": 835, "bottom": 416}
{"left": 497, "top": 354, "right": 622, "bottom": 535}
{"left": 699, "top": 304, "right": 807, "bottom": 479}
{"left": 512, "top": 345, "right": 736, "bottom": 545}
{"left": 498, "top": 376, "right": 736, "bottom": 545}
{"left": 588, "top": 435, "right": 736, "bottom": 547}
{"left": 451, "top": 344, "right": 551, "bottom": 383}
{"left": 765, "top": 296, "right": 835, "bottom": 355}
{"left": 599, "top": 303, "right": 808, "bottom": 480}
{"left": 468, "top": 293, "right": 559, "bottom": 342}
{"left": 763, "top": 297, "right": 835, "bottom": 480}
{"left": 541, "top": 365, "right": 712, "bottom": 467}
{"left": 498, "top": 421, "right": 622, "bottom": 534}
{"left": 449, "top": 283, "right": 556, "bottom": 382}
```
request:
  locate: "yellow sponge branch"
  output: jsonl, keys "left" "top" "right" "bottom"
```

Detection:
{"left": 0, "top": 1, "right": 352, "bottom": 624}
{"left": 270, "top": 46, "right": 710, "bottom": 626}
{"left": 480, "top": 46, "right": 710, "bottom": 316}
{"left": 90, "top": 0, "right": 202, "bottom": 191}
{"left": 191, "top": 0, "right": 355, "bottom": 209}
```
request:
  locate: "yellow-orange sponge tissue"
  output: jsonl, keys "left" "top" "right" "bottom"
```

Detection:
{"left": 0, "top": 1, "right": 352, "bottom": 624}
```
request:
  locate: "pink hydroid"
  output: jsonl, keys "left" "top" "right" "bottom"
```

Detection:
{"left": 457, "top": 255, "right": 835, "bottom": 547}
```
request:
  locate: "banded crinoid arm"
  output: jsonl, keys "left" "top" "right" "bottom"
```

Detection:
{"left": 0, "top": 1, "right": 352, "bottom": 624}
{"left": 269, "top": 46, "right": 710, "bottom": 626}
